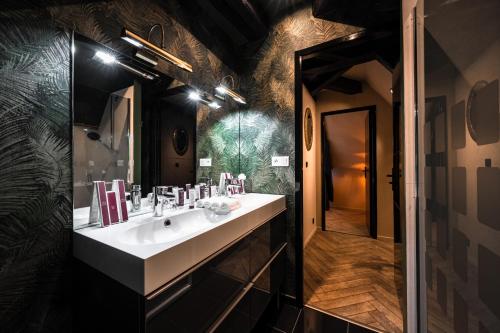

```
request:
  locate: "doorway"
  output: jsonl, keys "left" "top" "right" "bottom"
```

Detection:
{"left": 295, "top": 31, "right": 404, "bottom": 333}
{"left": 320, "top": 107, "right": 377, "bottom": 238}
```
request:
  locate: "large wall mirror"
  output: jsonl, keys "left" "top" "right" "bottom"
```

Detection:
{"left": 72, "top": 33, "right": 198, "bottom": 229}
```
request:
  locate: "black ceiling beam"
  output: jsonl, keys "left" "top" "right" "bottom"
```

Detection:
{"left": 195, "top": 0, "right": 248, "bottom": 46}
{"left": 325, "top": 77, "right": 362, "bottom": 95}
{"left": 224, "top": 0, "right": 267, "bottom": 38}
{"left": 312, "top": 0, "right": 399, "bottom": 30}
{"left": 310, "top": 67, "right": 351, "bottom": 96}
{"left": 303, "top": 53, "right": 375, "bottom": 76}
{"left": 301, "top": 31, "right": 393, "bottom": 60}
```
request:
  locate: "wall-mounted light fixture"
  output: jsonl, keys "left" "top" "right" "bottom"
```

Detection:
{"left": 93, "top": 51, "right": 156, "bottom": 80}
{"left": 121, "top": 24, "right": 193, "bottom": 72}
{"left": 215, "top": 75, "right": 246, "bottom": 104}
{"left": 188, "top": 90, "right": 221, "bottom": 110}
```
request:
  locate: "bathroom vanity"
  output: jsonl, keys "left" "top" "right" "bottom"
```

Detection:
{"left": 74, "top": 193, "right": 287, "bottom": 333}
{"left": 71, "top": 33, "right": 288, "bottom": 333}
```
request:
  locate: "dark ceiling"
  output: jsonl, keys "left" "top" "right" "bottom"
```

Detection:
{"left": 175, "top": 0, "right": 400, "bottom": 72}
{"left": 174, "top": 0, "right": 309, "bottom": 70}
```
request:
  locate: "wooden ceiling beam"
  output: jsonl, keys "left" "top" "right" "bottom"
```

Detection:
{"left": 303, "top": 53, "right": 375, "bottom": 76}
{"left": 310, "top": 68, "right": 351, "bottom": 96}
{"left": 325, "top": 77, "right": 362, "bottom": 95}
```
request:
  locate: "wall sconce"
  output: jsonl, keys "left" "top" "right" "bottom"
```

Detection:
{"left": 188, "top": 90, "right": 221, "bottom": 110}
{"left": 121, "top": 24, "right": 193, "bottom": 72}
{"left": 215, "top": 75, "right": 246, "bottom": 104}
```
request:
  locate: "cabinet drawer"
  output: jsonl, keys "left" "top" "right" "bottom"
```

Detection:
{"left": 249, "top": 246, "right": 286, "bottom": 329}
{"left": 145, "top": 236, "right": 250, "bottom": 333}
{"left": 250, "top": 211, "right": 286, "bottom": 277}
{"left": 215, "top": 245, "right": 287, "bottom": 333}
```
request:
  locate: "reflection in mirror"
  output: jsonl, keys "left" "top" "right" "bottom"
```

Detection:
{"left": 172, "top": 128, "right": 189, "bottom": 156}
{"left": 72, "top": 33, "right": 198, "bottom": 229}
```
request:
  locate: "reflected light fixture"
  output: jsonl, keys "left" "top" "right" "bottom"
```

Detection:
{"left": 94, "top": 51, "right": 156, "bottom": 80}
{"left": 121, "top": 25, "right": 193, "bottom": 72}
{"left": 188, "top": 90, "right": 221, "bottom": 110}
{"left": 188, "top": 91, "right": 201, "bottom": 101}
{"left": 95, "top": 51, "right": 116, "bottom": 64}
{"left": 215, "top": 75, "right": 246, "bottom": 104}
{"left": 208, "top": 101, "right": 221, "bottom": 110}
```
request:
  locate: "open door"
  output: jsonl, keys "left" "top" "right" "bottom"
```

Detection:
{"left": 364, "top": 115, "right": 371, "bottom": 234}
{"left": 365, "top": 109, "right": 377, "bottom": 239}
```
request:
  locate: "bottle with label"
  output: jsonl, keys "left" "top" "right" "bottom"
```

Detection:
{"left": 131, "top": 184, "right": 141, "bottom": 211}
{"left": 189, "top": 189, "right": 196, "bottom": 209}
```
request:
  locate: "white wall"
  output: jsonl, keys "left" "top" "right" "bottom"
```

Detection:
{"left": 302, "top": 85, "right": 318, "bottom": 247}
{"left": 324, "top": 111, "right": 368, "bottom": 211}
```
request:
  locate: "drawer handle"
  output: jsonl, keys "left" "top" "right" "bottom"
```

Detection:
{"left": 145, "top": 281, "right": 192, "bottom": 321}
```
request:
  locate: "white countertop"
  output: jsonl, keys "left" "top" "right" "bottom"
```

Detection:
{"left": 73, "top": 193, "right": 286, "bottom": 295}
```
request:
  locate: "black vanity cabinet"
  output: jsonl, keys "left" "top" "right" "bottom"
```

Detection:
{"left": 74, "top": 210, "right": 286, "bottom": 333}
{"left": 214, "top": 212, "right": 287, "bottom": 333}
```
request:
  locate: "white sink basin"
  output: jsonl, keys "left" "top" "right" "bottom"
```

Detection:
{"left": 74, "top": 193, "right": 286, "bottom": 295}
{"left": 118, "top": 209, "right": 226, "bottom": 245}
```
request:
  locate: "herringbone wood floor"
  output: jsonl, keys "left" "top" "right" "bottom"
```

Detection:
{"left": 325, "top": 208, "right": 369, "bottom": 236}
{"left": 304, "top": 230, "right": 404, "bottom": 332}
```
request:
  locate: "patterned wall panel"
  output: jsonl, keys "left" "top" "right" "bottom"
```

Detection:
{"left": 238, "top": 7, "right": 362, "bottom": 294}
{"left": 0, "top": 1, "right": 237, "bottom": 331}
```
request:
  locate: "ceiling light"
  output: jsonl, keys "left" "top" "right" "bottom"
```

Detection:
{"left": 95, "top": 51, "right": 116, "bottom": 64}
{"left": 121, "top": 27, "right": 192, "bottom": 72}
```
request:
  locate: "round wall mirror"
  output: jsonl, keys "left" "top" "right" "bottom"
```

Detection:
{"left": 172, "top": 127, "right": 189, "bottom": 156}
{"left": 466, "top": 80, "right": 488, "bottom": 144}
{"left": 304, "top": 107, "right": 313, "bottom": 151}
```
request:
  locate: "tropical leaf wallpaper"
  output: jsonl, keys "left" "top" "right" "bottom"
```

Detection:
{"left": 0, "top": 0, "right": 362, "bottom": 330}
{"left": 237, "top": 7, "right": 362, "bottom": 294}
{"left": 0, "top": 1, "right": 237, "bottom": 332}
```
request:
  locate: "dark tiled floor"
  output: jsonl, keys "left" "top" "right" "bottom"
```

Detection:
{"left": 256, "top": 304, "right": 377, "bottom": 333}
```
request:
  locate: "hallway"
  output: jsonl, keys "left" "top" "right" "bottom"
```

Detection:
{"left": 325, "top": 208, "right": 369, "bottom": 237}
{"left": 304, "top": 230, "right": 403, "bottom": 333}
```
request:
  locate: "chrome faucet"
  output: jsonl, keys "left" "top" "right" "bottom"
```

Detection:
{"left": 152, "top": 186, "right": 178, "bottom": 216}
{"left": 152, "top": 186, "right": 167, "bottom": 217}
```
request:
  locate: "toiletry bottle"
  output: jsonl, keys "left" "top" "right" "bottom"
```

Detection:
{"left": 211, "top": 185, "right": 218, "bottom": 197}
{"left": 131, "top": 184, "right": 141, "bottom": 211}
{"left": 200, "top": 185, "right": 205, "bottom": 199}
{"left": 189, "top": 189, "right": 196, "bottom": 209}
{"left": 177, "top": 189, "right": 185, "bottom": 206}
{"left": 195, "top": 185, "right": 201, "bottom": 200}
{"left": 186, "top": 184, "right": 191, "bottom": 199}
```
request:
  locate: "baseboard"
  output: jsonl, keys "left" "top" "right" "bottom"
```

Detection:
{"left": 331, "top": 206, "right": 365, "bottom": 212}
{"left": 303, "top": 226, "right": 316, "bottom": 248}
